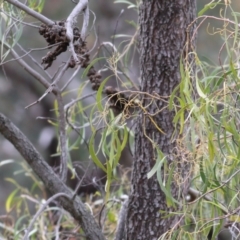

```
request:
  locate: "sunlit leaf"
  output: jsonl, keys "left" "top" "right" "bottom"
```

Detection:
{"left": 6, "top": 189, "right": 19, "bottom": 212}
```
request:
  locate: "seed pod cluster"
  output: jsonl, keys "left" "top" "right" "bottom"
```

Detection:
{"left": 39, "top": 21, "right": 132, "bottom": 113}
{"left": 39, "top": 21, "right": 80, "bottom": 70}
{"left": 68, "top": 38, "right": 102, "bottom": 91}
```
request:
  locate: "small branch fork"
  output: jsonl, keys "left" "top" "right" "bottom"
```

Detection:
{"left": 65, "top": 0, "right": 89, "bottom": 63}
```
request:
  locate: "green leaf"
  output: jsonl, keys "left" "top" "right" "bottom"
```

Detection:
{"left": 199, "top": 158, "right": 208, "bottom": 186}
{"left": 108, "top": 211, "right": 116, "bottom": 223}
{"left": 105, "top": 161, "right": 112, "bottom": 200}
{"left": 89, "top": 131, "right": 107, "bottom": 173}
{"left": 6, "top": 189, "right": 19, "bottom": 212}
{"left": 148, "top": 149, "right": 178, "bottom": 207}
{"left": 198, "top": 2, "right": 220, "bottom": 16}
{"left": 14, "top": 215, "right": 28, "bottom": 240}
{"left": 208, "top": 132, "right": 215, "bottom": 162}
{"left": 96, "top": 75, "right": 113, "bottom": 112}
{"left": 147, "top": 155, "right": 163, "bottom": 179}
{"left": 196, "top": 78, "right": 207, "bottom": 99}
{"left": 113, "top": 131, "right": 122, "bottom": 168}
{"left": 100, "top": 128, "right": 110, "bottom": 158}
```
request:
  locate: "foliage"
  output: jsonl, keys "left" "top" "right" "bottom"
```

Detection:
{"left": 165, "top": 2, "right": 240, "bottom": 239}
{"left": 0, "top": 158, "right": 128, "bottom": 239}
{"left": 0, "top": 0, "right": 138, "bottom": 239}
{"left": 1, "top": 0, "right": 240, "bottom": 239}
{"left": 0, "top": 2, "right": 23, "bottom": 62}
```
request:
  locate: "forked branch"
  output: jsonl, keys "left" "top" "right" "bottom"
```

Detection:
{"left": 0, "top": 113, "right": 105, "bottom": 240}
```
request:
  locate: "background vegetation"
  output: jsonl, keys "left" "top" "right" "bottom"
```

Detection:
{"left": 1, "top": 0, "right": 240, "bottom": 239}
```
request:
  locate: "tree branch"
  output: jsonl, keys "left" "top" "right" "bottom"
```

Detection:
{"left": 114, "top": 199, "right": 128, "bottom": 240}
{"left": 0, "top": 112, "right": 105, "bottom": 240}
{"left": 8, "top": 46, "right": 57, "bottom": 93}
{"left": 56, "top": 90, "right": 68, "bottom": 183}
{"left": 65, "top": 0, "right": 88, "bottom": 63}
{"left": 5, "top": 0, "right": 54, "bottom": 26}
{"left": 81, "top": 4, "right": 89, "bottom": 40}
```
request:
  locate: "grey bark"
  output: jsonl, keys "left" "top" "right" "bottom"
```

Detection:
{"left": 114, "top": 199, "right": 128, "bottom": 240}
{"left": 125, "top": 1, "right": 196, "bottom": 239}
{"left": 0, "top": 113, "right": 105, "bottom": 240}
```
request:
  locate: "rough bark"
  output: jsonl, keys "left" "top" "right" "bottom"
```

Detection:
{"left": 125, "top": 1, "right": 196, "bottom": 239}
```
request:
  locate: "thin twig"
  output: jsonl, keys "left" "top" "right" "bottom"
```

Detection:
{"left": 0, "top": 42, "right": 62, "bottom": 67}
{"left": 51, "top": 62, "right": 67, "bottom": 83}
{"left": 9, "top": 46, "right": 55, "bottom": 92}
{"left": 54, "top": 211, "right": 63, "bottom": 240}
{"left": 199, "top": 205, "right": 240, "bottom": 232}
{"left": 89, "top": 10, "right": 97, "bottom": 34}
{"left": 25, "top": 87, "right": 54, "bottom": 109}
{"left": 65, "top": 0, "right": 88, "bottom": 63}
{"left": 188, "top": 15, "right": 240, "bottom": 42}
{"left": 51, "top": 60, "right": 70, "bottom": 85}
{"left": 188, "top": 187, "right": 228, "bottom": 214}
{"left": 189, "top": 168, "right": 240, "bottom": 205}
{"left": 65, "top": 92, "right": 96, "bottom": 110}
{"left": 5, "top": 0, "right": 54, "bottom": 26}
{"left": 25, "top": 59, "right": 71, "bottom": 108}
{"left": 65, "top": 91, "right": 96, "bottom": 150}
{"left": 98, "top": 199, "right": 122, "bottom": 230}
{"left": 114, "top": 199, "right": 128, "bottom": 240}
{"left": 17, "top": 43, "right": 52, "bottom": 79}
{"left": 61, "top": 65, "right": 81, "bottom": 91}
{"left": 23, "top": 193, "right": 71, "bottom": 240}
{"left": 72, "top": 161, "right": 93, "bottom": 199}
{"left": 112, "top": 9, "right": 124, "bottom": 52}
{"left": 56, "top": 90, "right": 68, "bottom": 183}
{"left": 81, "top": 4, "right": 89, "bottom": 40}
{"left": 0, "top": 8, "right": 39, "bottom": 28}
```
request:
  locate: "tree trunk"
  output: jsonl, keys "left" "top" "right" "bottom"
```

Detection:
{"left": 125, "top": 1, "right": 196, "bottom": 239}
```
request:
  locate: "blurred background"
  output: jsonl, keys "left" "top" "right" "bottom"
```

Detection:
{"left": 0, "top": 0, "right": 240, "bottom": 216}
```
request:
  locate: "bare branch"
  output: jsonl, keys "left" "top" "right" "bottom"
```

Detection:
{"left": 114, "top": 199, "right": 128, "bottom": 240}
{"left": 55, "top": 211, "right": 64, "bottom": 240}
{"left": 3, "top": 38, "right": 69, "bottom": 181}
{"left": 65, "top": 0, "right": 88, "bottom": 63}
{"left": 51, "top": 59, "right": 70, "bottom": 85}
{"left": 64, "top": 92, "right": 95, "bottom": 110}
{"left": 56, "top": 90, "right": 68, "bottom": 183}
{"left": 16, "top": 43, "right": 54, "bottom": 79}
{"left": 0, "top": 113, "right": 106, "bottom": 240}
{"left": 81, "top": 4, "right": 89, "bottom": 40}
{"left": 8, "top": 46, "right": 55, "bottom": 92}
{"left": 5, "top": 0, "right": 54, "bottom": 26}
{"left": 25, "top": 85, "right": 55, "bottom": 109}
{"left": 61, "top": 65, "right": 81, "bottom": 91}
